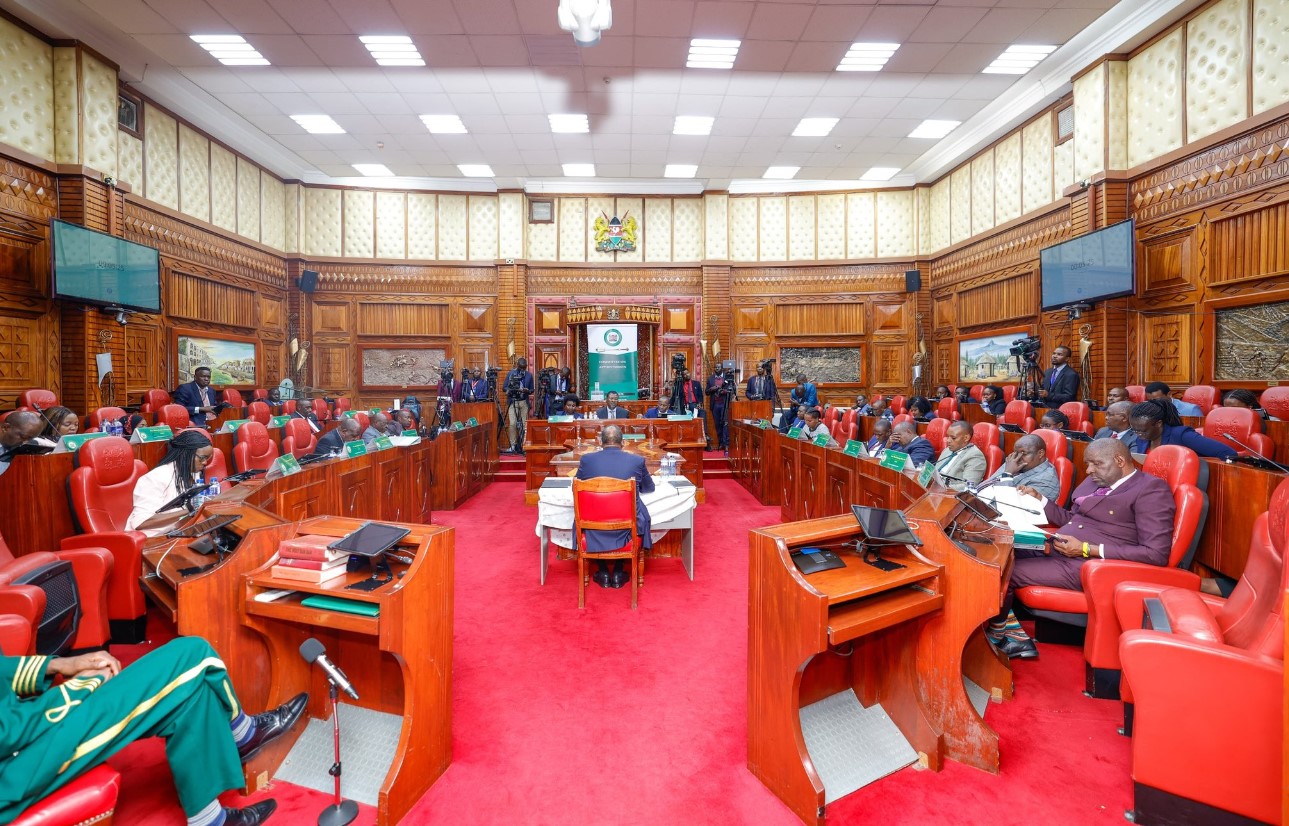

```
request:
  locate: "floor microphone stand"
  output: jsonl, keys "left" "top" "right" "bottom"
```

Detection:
{"left": 318, "top": 682, "right": 358, "bottom": 826}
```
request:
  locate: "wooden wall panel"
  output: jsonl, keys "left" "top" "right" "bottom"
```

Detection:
{"left": 1139, "top": 230, "right": 1195, "bottom": 293}
{"left": 956, "top": 273, "right": 1036, "bottom": 329}
{"left": 1209, "top": 202, "right": 1289, "bottom": 284}
{"left": 774, "top": 303, "right": 865, "bottom": 336}
{"left": 168, "top": 270, "right": 258, "bottom": 329}
{"left": 357, "top": 302, "right": 450, "bottom": 337}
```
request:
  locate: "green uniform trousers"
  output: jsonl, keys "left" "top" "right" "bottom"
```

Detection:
{"left": 0, "top": 636, "right": 245, "bottom": 822}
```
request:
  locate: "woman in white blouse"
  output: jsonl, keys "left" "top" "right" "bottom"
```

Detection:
{"left": 125, "top": 430, "right": 215, "bottom": 534}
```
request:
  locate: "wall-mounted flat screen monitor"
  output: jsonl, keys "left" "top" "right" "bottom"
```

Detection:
{"left": 52, "top": 219, "right": 161, "bottom": 313}
{"left": 1039, "top": 219, "right": 1135, "bottom": 311}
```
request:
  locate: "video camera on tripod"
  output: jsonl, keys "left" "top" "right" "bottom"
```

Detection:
{"left": 1010, "top": 336, "right": 1042, "bottom": 368}
{"left": 712, "top": 360, "right": 738, "bottom": 396}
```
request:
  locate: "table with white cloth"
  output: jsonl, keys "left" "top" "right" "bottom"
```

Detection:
{"left": 535, "top": 476, "right": 698, "bottom": 584}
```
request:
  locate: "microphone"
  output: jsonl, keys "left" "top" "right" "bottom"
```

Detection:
{"left": 299, "top": 638, "right": 359, "bottom": 700}
{"left": 1221, "top": 433, "right": 1289, "bottom": 473}
{"left": 982, "top": 496, "right": 1044, "bottom": 516}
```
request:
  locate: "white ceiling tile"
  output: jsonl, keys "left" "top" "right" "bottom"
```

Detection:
{"left": 1021, "top": 7, "right": 1112, "bottom": 42}
{"left": 388, "top": 0, "right": 465, "bottom": 34}
{"left": 448, "top": 93, "right": 503, "bottom": 115}
{"left": 467, "top": 36, "right": 530, "bottom": 66}
{"left": 450, "top": 0, "right": 521, "bottom": 34}
{"left": 297, "top": 35, "right": 369, "bottom": 66}
{"left": 361, "top": 94, "right": 414, "bottom": 115}
{"left": 214, "top": 92, "right": 279, "bottom": 115}
{"left": 632, "top": 93, "right": 680, "bottom": 115}
{"left": 205, "top": 0, "right": 294, "bottom": 34}
{"left": 690, "top": 1, "right": 755, "bottom": 39}
{"left": 279, "top": 68, "right": 350, "bottom": 92}
{"left": 632, "top": 0, "right": 694, "bottom": 38}
{"left": 801, "top": 6, "right": 873, "bottom": 43}
{"left": 962, "top": 8, "right": 1047, "bottom": 44}
{"left": 176, "top": 66, "right": 255, "bottom": 94}
{"left": 264, "top": 0, "right": 351, "bottom": 34}
{"left": 374, "top": 114, "right": 428, "bottom": 134}
{"left": 855, "top": 5, "right": 933, "bottom": 43}
{"left": 263, "top": 92, "right": 319, "bottom": 112}
{"left": 129, "top": 34, "right": 211, "bottom": 65}
{"left": 888, "top": 97, "right": 943, "bottom": 119}
{"left": 419, "top": 35, "right": 481, "bottom": 67}
{"left": 883, "top": 42, "right": 955, "bottom": 74}
{"left": 141, "top": 0, "right": 230, "bottom": 33}
{"left": 503, "top": 114, "right": 552, "bottom": 133}
{"left": 908, "top": 7, "right": 992, "bottom": 43}
{"left": 633, "top": 37, "right": 690, "bottom": 69}
{"left": 309, "top": 92, "right": 369, "bottom": 114}
{"left": 932, "top": 43, "right": 1009, "bottom": 74}
{"left": 784, "top": 42, "right": 845, "bottom": 73}
{"left": 746, "top": 3, "right": 814, "bottom": 41}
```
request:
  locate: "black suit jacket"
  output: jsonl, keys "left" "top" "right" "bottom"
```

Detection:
{"left": 309, "top": 428, "right": 347, "bottom": 459}
{"left": 745, "top": 375, "right": 776, "bottom": 401}
{"left": 575, "top": 447, "right": 655, "bottom": 550}
{"left": 594, "top": 406, "right": 631, "bottom": 419}
{"left": 173, "top": 381, "right": 216, "bottom": 427}
{"left": 1042, "top": 366, "right": 1081, "bottom": 406}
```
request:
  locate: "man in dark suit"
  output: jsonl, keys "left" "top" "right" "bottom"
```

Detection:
{"left": 865, "top": 419, "right": 891, "bottom": 457}
{"left": 745, "top": 364, "right": 776, "bottom": 402}
{"left": 1038, "top": 345, "right": 1080, "bottom": 407}
{"left": 173, "top": 366, "right": 225, "bottom": 428}
{"left": 594, "top": 391, "right": 631, "bottom": 419}
{"left": 888, "top": 421, "right": 937, "bottom": 466}
{"left": 462, "top": 368, "right": 489, "bottom": 403}
{"left": 575, "top": 425, "right": 654, "bottom": 589}
{"left": 677, "top": 370, "right": 704, "bottom": 416}
{"left": 987, "top": 437, "right": 1175, "bottom": 659}
{"left": 705, "top": 364, "right": 735, "bottom": 451}
{"left": 308, "top": 418, "right": 362, "bottom": 460}
{"left": 549, "top": 367, "right": 572, "bottom": 413}
{"left": 1093, "top": 401, "right": 1134, "bottom": 441}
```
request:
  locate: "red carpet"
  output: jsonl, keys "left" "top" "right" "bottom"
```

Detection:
{"left": 106, "top": 479, "right": 1132, "bottom": 825}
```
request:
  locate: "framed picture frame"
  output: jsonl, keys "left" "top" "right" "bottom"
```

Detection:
{"left": 359, "top": 345, "right": 449, "bottom": 390}
{"left": 955, "top": 326, "right": 1030, "bottom": 385}
{"left": 528, "top": 198, "right": 554, "bottom": 224}
{"left": 174, "top": 330, "right": 259, "bottom": 388}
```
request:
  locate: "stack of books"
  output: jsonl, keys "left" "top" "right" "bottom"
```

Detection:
{"left": 270, "top": 534, "right": 349, "bottom": 584}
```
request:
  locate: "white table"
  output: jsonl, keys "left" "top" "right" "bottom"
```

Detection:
{"left": 535, "top": 476, "right": 697, "bottom": 584}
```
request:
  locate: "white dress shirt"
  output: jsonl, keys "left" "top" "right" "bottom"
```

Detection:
{"left": 126, "top": 464, "right": 199, "bottom": 534}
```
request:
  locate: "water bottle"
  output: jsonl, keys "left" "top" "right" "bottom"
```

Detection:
{"left": 101, "top": 421, "right": 112, "bottom": 434}
{"left": 112, "top": 419, "right": 124, "bottom": 438}
{"left": 207, "top": 477, "right": 221, "bottom": 497}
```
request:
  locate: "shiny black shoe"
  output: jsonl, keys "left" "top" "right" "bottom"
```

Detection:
{"left": 239, "top": 693, "right": 308, "bottom": 762}
{"left": 610, "top": 570, "right": 629, "bottom": 589}
{"left": 995, "top": 635, "right": 1039, "bottom": 660}
{"left": 224, "top": 800, "right": 277, "bottom": 825}
{"left": 592, "top": 569, "right": 611, "bottom": 588}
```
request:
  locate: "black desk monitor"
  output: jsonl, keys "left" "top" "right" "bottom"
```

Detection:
{"left": 850, "top": 505, "right": 921, "bottom": 546}
{"left": 328, "top": 522, "right": 411, "bottom": 557}
{"left": 955, "top": 491, "right": 1002, "bottom": 522}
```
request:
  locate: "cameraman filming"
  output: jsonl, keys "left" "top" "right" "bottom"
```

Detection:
{"left": 1039, "top": 345, "right": 1080, "bottom": 407}
{"left": 745, "top": 363, "right": 776, "bottom": 401}
{"left": 503, "top": 357, "right": 534, "bottom": 454}
{"left": 706, "top": 362, "right": 737, "bottom": 451}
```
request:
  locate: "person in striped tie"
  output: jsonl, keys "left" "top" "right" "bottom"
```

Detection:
{"left": 932, "top": 421, "right": 986, "bottom": 491}
{"left": 985, "top": 437, "right": 1175, "bottom": 660}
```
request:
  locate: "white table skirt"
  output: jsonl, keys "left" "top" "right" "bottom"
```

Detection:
{"left": 535, "top": 477, "right": 697, "bottom": 549}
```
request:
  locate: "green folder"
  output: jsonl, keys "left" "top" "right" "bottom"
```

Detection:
{"left": 300, "top": 595, "right": 380, "bottom": 617}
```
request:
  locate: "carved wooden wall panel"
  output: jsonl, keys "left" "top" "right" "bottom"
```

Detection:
{"left": 313, "top": 344, "right": 351, "bottom": 391}
{"left": 664, "top": 305, "right": 694, "bottom": 334}
{"left": 775, "top": 303, "right": 865, "bottom": 336}
{"left": 1209, "top": 201, "right": 1289, "bottom": 284}
{"left": 357, "top": 302, "right": 450, "bottom": 337}
{"left": 1143, "top": 313, "right": 1192, "bottom": 384}
{"left": 956, "top": 273, "right": 1036, "bottom": 329}
{"left": 312, "top": 303, "right": 350, "bottom": 335}
{"left": 1139, "top": 229, "right": 1195, "bottom": 294}
{"left": 460, "top": 303, "right": 493, "bottom": 334}
{"left": 168, "top": 269, "right": 259, "bottom": 329}
{"left": 535, "top": 305, "right": 565, "bottom": 335}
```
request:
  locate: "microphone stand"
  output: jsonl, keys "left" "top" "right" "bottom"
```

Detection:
{"left": 1221, "top": 433, "right": 1289, "bottom": 473}
{"left": 317, "top": 681, "right": 359, "bottom": 826}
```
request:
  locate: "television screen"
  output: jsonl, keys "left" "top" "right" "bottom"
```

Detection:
{"left": 1039, "top": 219, "right": 1135, "bottom": 311}
{"left": 52, "top": 219, "right": 161, "bottom": 313}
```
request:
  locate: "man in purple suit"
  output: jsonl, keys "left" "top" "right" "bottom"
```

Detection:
{"left": 574, "top": 425, "right": 654, "bottom": 589}
{"left": 987, "top": 437, "right": 1175, "bottom": 659}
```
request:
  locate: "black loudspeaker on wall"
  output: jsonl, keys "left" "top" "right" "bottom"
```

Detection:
{"left": 300, "top": 269, "right": 319, "bottom": 293}
{"left": 904, "top": 269, "right": 921, "bottom": 293}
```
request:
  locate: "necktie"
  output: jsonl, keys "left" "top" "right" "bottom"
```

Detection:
{"left": 1050, "top": 367, "right": 1060, "bottom": 388}
{"left": 200, "top": 386, "right": 209, "bottom": 406}
{"left": 1074, "top": 486, "right": 1111, "bottom": 508}
{"left": 685, "top": 383, "right": 695, "bottom": 404}
{"left": 936, "top": 450, "right": 956, "bottom": 469}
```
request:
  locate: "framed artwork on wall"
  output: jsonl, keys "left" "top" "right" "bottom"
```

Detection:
{"left": 955, "top": 327, "right": 1030, "bottom": 384}
{"left": 175, "top": 331, "right": 258, "bottom": 387}
{"left": 359, "top": 345, "right": 448, "bottom": 389}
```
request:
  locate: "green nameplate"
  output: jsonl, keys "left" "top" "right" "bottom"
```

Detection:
{"left": 402, "top": 429, "right": 418, "bottom": 437}
{"left": 271, "top": 453, "right": 302, "bottom": 476}
{"left": 269, "top": 415, "right": 292, "bottom": 428}
{"left": 130, "top": 425, "right": 174, "bottom": 444}
{"left": 757, "top": 419, "right": 771, "bottom": 429}
{"left": 341, "top": 410, "right": 358, "bottom": 419}
{"left": 369, "top": 408, "right": 381, "bottom": 415}
{"left": 57, "top": 432, "right": 109, "bottom": 453}
{"left": 622, "top": 433, "right": 646, "bottom": 441}
{"left": 220, "top": 419, "right": 250, "bottom": 433}
{"left": 344, "top": 440, "right": 367, "bottom": 457}
{"left": 879, "top": 450, "right": 911, "bottom": 471}
{"left": 812, "top": 433, "right": 831, "bottom": 447}
{"left": 451, "top": 421, "right": 464, "bottom": 431}
{"left": 787, "top": 426, "right": 803, "bottom": 439}
{"left": 917, "top": 461, "right": 936, "bottom": 488}
{"left": 667, "top": 413, "right": 693, "bottom": 421}
{"left": 374, "top": 435, "right": 394, "bottom": 451}
{"left": 467, "top": 417, "right": 479, "bottom": 427}
{"left": 548, "top": 415, "right": 574, "bottom": 423}
{"left": 843, "top": 439, "right": 865, "bottom": 457}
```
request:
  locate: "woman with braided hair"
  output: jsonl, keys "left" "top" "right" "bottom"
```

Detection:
{"left": 125, "top": 429, "right": 217, "bottom": 533}
{"left": 1128, "top": 397, "right": 1236, "bottom": 459}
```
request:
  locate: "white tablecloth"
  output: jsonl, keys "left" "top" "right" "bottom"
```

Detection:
{"left": 535, "top": 477, "right": 698, "bottom": 549}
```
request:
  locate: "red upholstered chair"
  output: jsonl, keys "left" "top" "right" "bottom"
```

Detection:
{"left": 1140, "top": 444, "right": 1202, "bottom": 490}
{"left": 1058, "top": 401, "right": 1091, "bottom": 432}
{"left": 969, "top": 385, "right": 983, "bottom": 402}
{"left": 63, "top": 436, "right": 150, "bottom": 642}
{"left": 1260, "top": 386, "right": 1289, "bottom": 420}
{"left": 334, "top": 397, "right": 352, "bottom": 415}
{"left": 841, "top": 409, "right": 858, "bottom": 430}
{"left": 141, "top": 388, "right": 171, "bottom": 413}
{"left": 252, "top": 388, "right": 269, "bottom": 401}
{"left": 1032, "top": 427, "right": 1070, "bottom": 462}
{"left": 280, "top": 418, "right": 316, "bottom": 460}
{"left": 947, "top": 384, "right": 957, "bottom": 395}
{"left": 1051, "top": 455, "right": 1074, "bottom": 507}
{"left": 181, "top": 428, "right": 230, "bottom": 486}
{"left": 0, "top": 604, "right": 41, "bottom": 655}
{"left": 246, "top": 401, "right": 271, "bottom": 426}
{"left": 573, "top": 476, "right": 643, "bottom": 609}
{"left": 157, "top": 404, "right": 190, "bottom": 432}
{"left": 352, "top": 411, "right": 370, "bottom": 432}
{"left": 86, "top": 407, "right": 127, "bottom": 431}
{"left": 891, "top": 413, "right": 912, "bottom": 426}
{"left": 971, "top": 421, "right": 1000, "bottom": 452}
{"left": 838, "top": 421, "right": 857, "bottom": 444}
{"left": 983, "top": 444, "right": 1004, "bottom": 477}
{"left": 1001, "top": 385, "right": 1017, "bottom": 403}
{"left": 282, "top": 400, "right": 297, "bottom": 415}
{"left": 234, "top": 422, "right": 280, "bottom": 472}
{"left": 1115, "top": 476, "right": 1288, "bottom": 826}
{"left": 889, "top": 395, "right": 906, "bottom": 415}
{"left": 1198, "top": 406, "right": 1274, "bottom": 458}
{"left": 823, "top": 406, "right": 840, "bottom": 426}
{"left": 311, "top": 398, "right": 331, "bottom": 422}
{"left": 936, "top": 397, "right": 960, "bottom": 421}
{"left": 11, "top": 764, "right": 123, "bottom": 826}
{"left": 1001, "top": 399, "right": 1034, "bottom": 433}
{"left": 0, "top": 530, "right": 112, "bottom": 652}
{"left": 1125, "top": 385, "right": 1146, "bottom": 404}
{"left": 18, "top": 388, "right": 57, "bottom": 411}
{"left": 924, "top": 417, "right": 948, "bottom": 454}
{"left": 1180, "top": 384, "right": 1218, "bottom": 415}
{"left": 221, "top": 388, "right": 244, "bottom": 408}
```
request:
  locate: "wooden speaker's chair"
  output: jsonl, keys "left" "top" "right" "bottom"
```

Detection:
{"left": 572, "top": 477, "right": 642, "bottom": 610}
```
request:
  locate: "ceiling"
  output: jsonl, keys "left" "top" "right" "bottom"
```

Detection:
{"left": 4, "top": 0, "right": 1202, "bottom": 192}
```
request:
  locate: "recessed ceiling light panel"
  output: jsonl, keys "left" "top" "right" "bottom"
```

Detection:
{"left": 664, "top": 164, "right": 698, "bottom": 178}
{"left": 908, "top": 119, "right": 961, "bottom": 139}
{"left": 190, "top": 34, "right": 270, "bottom": 66}
{"left": 837, "top": 42, "right": 899, "bottom": 72}
{"left": 421, "top": 115, "right": 467, "bottom": 134}
{"left": 792, "top": 117, "right": 839, "bottom": 137}
{"left": 352, "top": 164, "right": 394, "bottom": 177}
{"left": 762, "top": 166, "right": 799, "bottom": 179}
{"left": 860, "top": 167, "right": 901, "bottom": 181}
{"left": 359, "top": 34, "right": 425, "bottom": 67}
{"left": 983, "top": 44, "right": 1056, "bottom": 75}
{"left": 687, "top": 38, "right": 740, "bottom": 69}
{"left": 673, "top": 116, "right": 714, "bottom": 135}
{"left": 457, "top": 164, "right": 495, "bottom": 177}
{"left": 562, "top": 163, "right": 596, "bottom": 176}
{"left": 549, "top": 114, "right": 590, "bottom": 133}
{"left": 291, "top": 114, "right": 346, "bottom": 134}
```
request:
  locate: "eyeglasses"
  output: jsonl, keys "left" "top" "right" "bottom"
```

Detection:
{"left": 195, "top": 452, "right": 214, "bottom": 464}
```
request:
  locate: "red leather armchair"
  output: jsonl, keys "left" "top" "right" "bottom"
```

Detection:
{"left": 334, "top": 397, "right": 352, "bottom": 415}
{"left": 86, "top": 407, "right": 127, "bottom": 431}
{"left": 234, "top": 422, "right": 281, "bottom": 472}
{"left": 823, "top": 406, "right": 840, "bottom": 426}
{"left": 221, "top": 388, "right": 245, "bottom": 408}
{"left": 281, "top": 418, "right": 316, "bottom": 460}
{"left": 351, "top": 411, "right": 370, "bottom": 432}
{"left": 157, "top": 404, "right": 190, "bottom": 432}
{"left": 1032, "top": 427, "right": 1070, "bottom": 462}
{"left": 63, "top": 436, "right": 149, "bottom": 643}
{"left": 282, "top": 399, "right": 297, "bottom": 415}
{"left": 1051, "top": 456, "right": 1073, "bottom": 507}
{"left": 935, "top": 398, "right": 960, "bottom": 421}
{"left": 1199, "top": 406, "right": 1274, "bottom": 459}
{"left": 0, "top": 589, "right": 43, "bottom": 655}
{"left": 924, "top": 417, "right": 948, "bottom": 454}
{"left": 830, "top": 420, "right": 857, "bottom": 444}
{"left": 252, "top": 388, "right": 269, "bottom": 401}
{"left": 889, "top": 395, "right": 906, "bottom": 415}
{"left": 983, "top": 444, "right": 1004, "bottom": 477}
{"left": 18, "top": 389, "right": 57, "bottom": 411}
{"left": 1001, "top": 400, "right": 1034, "bottom": 433}
{"left": 1116, "top": 476, "right": 1287, "bottom": 826}
{"left": 841, "top": 409, "right": 858, "bottom": 431}
{"left": 1001, "top": 385, "right": 1016, "bottom": 403}
{"left": 311, "top": 398, "right": 331, "bottom": 422}
{"left": 246, "top": 401, "right": 271, "bottom": 426}
{"left": 11, "top": 764, "right": 123, "bottom": 826}
{"left": 0, "top": 531, "right": 112, "bottom": 651}
{"left": 1058, "top": 401, "right": 1091, "bottom": 432}
{"left": 971, "top": 421, "right": 1000, "bottom": 452}
{"left": 891, "top": 413, "right": 912, "bottom": 426}
{"left": 1261, "top": 386, "right": 1289, "bottom": 420}
{"left": 141, "top": 388, "right": 171, "bottom": 413}
{"left": 1125, "top": 385, "right": 1146, "bottom": 403}
{"left": 969, "top": 385, "right": 983, "bottom": 402}
{"left": 1179, "top": 384, "right": 1218, "bottom": 414}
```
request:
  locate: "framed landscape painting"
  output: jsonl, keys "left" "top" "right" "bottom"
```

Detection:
{"left": 176, "top": 332, "right": 258, "bottom": 386}
{"left": 956, "top": 328, "right": 1028, "bottom": 384}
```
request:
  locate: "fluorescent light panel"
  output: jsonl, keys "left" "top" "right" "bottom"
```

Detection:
{"left": 792, "top": 117, "right": 838, "bottom": 137}
{"left": 983, "top": 44, "right": 1056, "bottom": 75}
{"left": 562, "top": 163, "right": 596, "bottom": 176}
{"left": 457, "top": 164, "right": 494, "bottom": 177}
{"left": 861, "top": 167, "right": 901, "bottom": 181}
{"left": 190, "top": 34, "right": 269, "bottom": 66}
{"left": 421, "top": 114, "right": 467, "bottom": 134}
{"left": 837, "top": 42, "right": 899, "bottom": 72}
{"left": 352, "top": 164, "right": 394, "bottom": 177}
{"left": 673, "top": 116, "right": 714, "bottom": 135}
{"left": 664, "top": 164, "right": 698, "bottom": 178}
{"left": 762, "top": 166, "right": 799, "bottom": 179}
{"left": 687, "top": 38, "right": 739, "bottom": 69}
{"left": 359, "top": 34, "right": 425, "bottom": 67}
{"left": 291, "top": 114, "right": 345, "bottom": 134}
{"left": 549, "top": 114, "right": 589, "bottom": 133}
{"left": 908, "top": 119, "right": 960, "bottom": 139}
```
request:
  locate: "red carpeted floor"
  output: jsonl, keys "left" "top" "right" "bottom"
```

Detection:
{"left": 106, "top": 478, "right": 1132, "bottom": 825}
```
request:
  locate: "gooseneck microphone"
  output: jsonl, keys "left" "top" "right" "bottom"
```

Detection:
{"left": 300, "top": 637, "right": 359, "bottom": 700}
{"left": 1221, "top": 433, "right": 1289, "bottom": 473}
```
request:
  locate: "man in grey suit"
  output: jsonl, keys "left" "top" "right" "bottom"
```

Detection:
{"left": 575, "top": 425, "right": 654, "bottom": 589}
{"left": 593, "top": 391, "right": 631, "bottom": 419}
{"left": 933, "top": 420, "right": 987, "bottom": 491}
{"left": 1093, "top": 401, "right": 1134, "bottom": 441}
{"left": 361, "top": 412, "right": 391, "bottom": 447}
{"left": 977, "top": 434, "right": 1060, "bottom": 500}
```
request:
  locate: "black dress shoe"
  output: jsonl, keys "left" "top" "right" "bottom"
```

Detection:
{"left": 239, "top": 693, "right": 308, "bottom": 762}
{"left": 995, "top": 636, "right": 1039, "bottom": 660}
{"left": 592, "top": 569, "right": 611, "bottom": 588}
{"left": 610, "top": 570, "right": 629, "bottom": 589}
{"left": 224, "top": 800, "right": 277, "bottom": 825}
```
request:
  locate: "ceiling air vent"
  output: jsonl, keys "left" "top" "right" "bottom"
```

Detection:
{"left": 525, "top": 36, "right": 584, "bottom": 67}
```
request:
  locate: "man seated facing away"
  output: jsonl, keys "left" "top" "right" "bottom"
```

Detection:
{"left": 980, "top": 385, "right": 1006, "bottom": 416}
{"left": 933, "top": 420, "right": 986, "bottom": 491}
{"left": 0, "top": 637, "right": 307, "bottom": 826}
{"left": 362, "top": 412, "right": 391, "bottom": 446}
{"left": 986, "top": 438, "right": 1175, "bottom": 659}
{"left": 0, "top": 411, "right": 44, "bottom": 478}
{"left": 779, "top": 404, "right": 809, "bottom": 434}
{"left": 1129, "top": 398, "right": 1236, "bottom": 459}
{"left": 561, "top": 396, "right": 585, "bottom": 419}
{"left": 1094, "top": 401, "right": 1134, "bottom": 440}
{"left": 978, "top": 434, "right": 1060, "bottom": 500}
{"left": 594, "top": 391, "right": 631, "bottom": 419}
{"left": 575, "top": 425, "right": 654, "bottom": 589}
{"left": 1038, "top": 409, "right": 1069, "bottom": 430}
{"left": 865, "top": 419, "right": 891, "bottom": 457}
{"left": 797, "top": 408, "right": 838, "bottom": 447}
{"left": 1145, "top": 381, "right": 1203, "bottom": 418}
{"left": 954, "top": 386, "right": 973, "bottom": 406}
{"left": 886, "top": 421, "right": 937, "bottom": 467}
{"left": 851, "top": 394, "right": 872, "bottom": 415}
{"left": 309, "top": 417, "right": 362, "bottom": 459}
{"left": 789, "top": 374, "right": 818, "bottom": 408}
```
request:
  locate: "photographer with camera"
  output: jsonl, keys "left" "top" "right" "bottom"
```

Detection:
{"left": 462, "top": 367, "right": 489, "bottom": 402}
{"left": 437, "top": 364, "right": 463, "bottom": 403}
{"left": 745, "top": 363, "right": 776, "bottom": 402}
{"left": 706, "top": 361, "right": 737, "bottom": 451}
{"left": 547, "top": 367, "right": 572, "bottom": 415}
{"left": 503, "top": 357, "right": 534, "bottom": 454}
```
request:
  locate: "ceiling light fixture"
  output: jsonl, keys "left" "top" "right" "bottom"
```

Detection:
{"left": 562, "top": 163, "right": 596, "bottom": 176}
{"left": 792, "top": 117, "right": 839, "bottom": 137}
{"left": 982, "top": 44, "right": 1057, "bottom": 75}
{"left": 664, "top": 164, "right": 698, "bottom": 178}
{"left": 762, "top": 166, "right": 799, "bottom": 180}
{"left": 352, "top": 164, "right": 394, "bottom": 177}
{"left": 837, "top": 42, "right": 899, "bottom": 72}
{"left": 190, "top": 34, "right": 270, "bottom": 66}
{"left": 908, "top": 119, "right": 961, "bottom": 139}
{"left": 557, "top": 0, "right": 613, "bottom": 47}
{"left": 673, "top": 116, "right": 714, "bottom": 136}
{"left": 549, "top": 113, "right": 590, "bottom": 133}
{"left": 421, "top": 115, "right": 467, "bottom": 134}
{"left": 291, "top": 114, "right": 345, "bottom": 134}
{"left": 457, "top": 164, "right": 495, "bottom": 177}
{"left": 860, "top": 167, "right": 901, "bottom": 181}
{"left": 359, "top": 35, "right": 425, "bottom": 67}
{"left": 687, "top": 38, "right": 740, "bottom": 69}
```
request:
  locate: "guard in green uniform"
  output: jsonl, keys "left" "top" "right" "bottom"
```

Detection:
{"left": 0, "top": 636, "right": 306, "bottom": 826}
